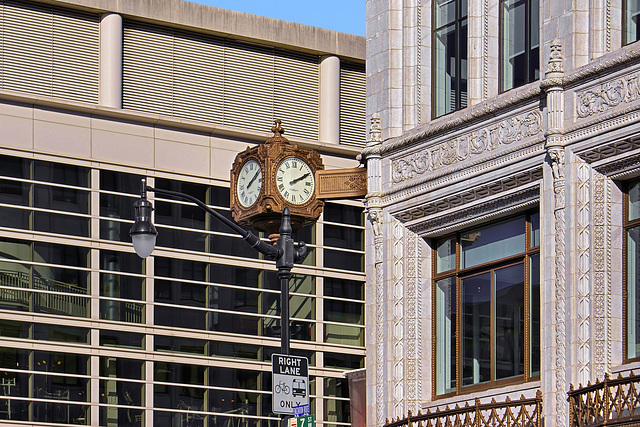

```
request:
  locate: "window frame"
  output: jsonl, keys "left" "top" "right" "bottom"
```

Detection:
{"left": 499, "top": 0, "right": 540, "bottom": 92}
{"left": 432, "top": 0, "right": 468, "bottom": 118}
{"left": 623, "top": 0, "right": 640, "bottom": 46}
{"left": 432, "top": 212, "right": 540, "bottom": 398}
{"left": 624, "top": 180, "right": 640, "bottom": 362}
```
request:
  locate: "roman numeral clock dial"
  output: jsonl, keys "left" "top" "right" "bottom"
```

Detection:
{"left": 237, "top": 159, "right": 262, "bottom": 207}
{"left": 276, "top": 157, "right": 315, "bottom": 205}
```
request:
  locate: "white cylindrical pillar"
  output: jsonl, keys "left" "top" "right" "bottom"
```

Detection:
{"left": 99, "top": 13, "right": 123, "bottom": 108}
{"left": 319, "top": 55, "right": 340, "bottom": 144}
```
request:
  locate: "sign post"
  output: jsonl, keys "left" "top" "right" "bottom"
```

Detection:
{"left": 272, "top": 354, "right": 309, "bottom": 415}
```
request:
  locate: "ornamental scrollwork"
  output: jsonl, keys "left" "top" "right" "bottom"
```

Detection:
{"left": 576, "top": 72, "right": 640, "bottom": 118}
{"left": 392, "top": 110, "right": 542, "bottom": 183}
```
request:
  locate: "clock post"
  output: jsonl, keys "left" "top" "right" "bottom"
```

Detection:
{"left": 229, "top": 120, "right": 325, "bottom": 427}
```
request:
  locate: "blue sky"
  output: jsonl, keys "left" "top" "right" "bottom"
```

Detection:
{"left": 187, "top": 0, "right": 365, "bottom": 36}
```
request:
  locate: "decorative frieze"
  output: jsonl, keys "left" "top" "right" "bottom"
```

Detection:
{"left": 576, "top": 71, "right": 640, "bottom": 118}
{"left": 391, "top": 110, "right": 543, "bottom": 183}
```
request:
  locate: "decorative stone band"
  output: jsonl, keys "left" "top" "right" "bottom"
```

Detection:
{"left": 391, "top": 110, "right": 543, "bottom": 184}
{"left": 576, "top": 70, "right": 640, "bottom": 118}
{"left": 406, "top": 184, "right": 539, "bottom": 237}
{"left": 395, "top": 168, "right": 542, "bottom": 224}
{"left": 575, "top": 139, "right": 640, "bottom": 164}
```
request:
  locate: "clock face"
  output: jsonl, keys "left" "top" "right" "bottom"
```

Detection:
{"left": 276, "top": 157, "right": 315, "bottom": 205}
{"left": 237, "top": 159, "right": 263, "bottom": 207}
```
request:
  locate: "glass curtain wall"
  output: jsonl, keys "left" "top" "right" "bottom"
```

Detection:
{"left": 0, "top": 154, "right": 365, "bottom": 426}
{"left": 433, "top": 0, "right": 468, "bottom": 118}
{"left": 433, "top": 212, "right": 540, "bottom": 397}
{"left": 500, "top": 0, "right": 539, "bottom": 91}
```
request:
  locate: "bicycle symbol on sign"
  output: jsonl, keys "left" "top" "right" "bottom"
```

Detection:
{"left": 274, "top": 381, "right": 290, "bottom": 395}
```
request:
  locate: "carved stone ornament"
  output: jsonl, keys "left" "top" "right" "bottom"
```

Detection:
{"left": 368, "top": 114, "right": 383, "bottom": 146}
{"left": 392, "top": 110, "right": 543, "bottom": 183}
{"left": 368, "top": 208, "right": 383, "bottom": 238}
{"left": 576, "top": 71, "right": 640, "bottom": 118}
{"left": 549, "top": 147, "right": 565, "bottom": 180}
{"left": 547, "top": 39, "right": 565, "bottom": 75}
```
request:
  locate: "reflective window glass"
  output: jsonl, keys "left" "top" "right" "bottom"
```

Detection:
{"left": 434, "top": 211, "right": 539, "bottom": 395}
{"left": 625, "top": 0, "right": 640, "bottom": 45}
{"left": 460, "top": 216, "right": 525, "bottom": 268}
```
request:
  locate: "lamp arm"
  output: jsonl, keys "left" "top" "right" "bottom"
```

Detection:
{"left": 144, "top": 185, "right": 281, "bottom": 260}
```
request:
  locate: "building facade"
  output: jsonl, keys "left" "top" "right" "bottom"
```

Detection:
{"left": 0, "top": 1, "right": 367, "bottom": 426}
{"left": 364, "top": 0, "right": 640, "bottom": 426}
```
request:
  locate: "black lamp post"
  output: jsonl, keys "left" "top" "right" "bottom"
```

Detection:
{"left": 129, "top": 178, "right": 310, "bottom": 356}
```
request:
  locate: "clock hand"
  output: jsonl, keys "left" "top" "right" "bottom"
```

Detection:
{"left": 289, "top": 172, "right": 310, "bottom": 186}
{"left": 247, "top": 170, "right": 260, "bottom": 188}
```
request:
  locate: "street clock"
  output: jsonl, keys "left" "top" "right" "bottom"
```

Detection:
{"left": 230, "top": 120, "right": 324, "bottom": 234}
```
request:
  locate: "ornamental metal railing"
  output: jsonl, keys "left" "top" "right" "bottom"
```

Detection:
{"left": 568, "top": 371, "right": 640, "bottom": 427}
{"left": 385, "top": 391, "right": 542, "bottom": 427}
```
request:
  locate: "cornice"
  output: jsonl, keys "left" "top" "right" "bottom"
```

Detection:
{"left": 360, "top": 85, "right": 542, "bottom": 158}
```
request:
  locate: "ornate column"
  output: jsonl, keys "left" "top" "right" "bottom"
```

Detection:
{"left": 363, "top": 114, "right": 386, "bottom": 426}
{"left": 542, "top": 40, "right": 569, "bottom": 427}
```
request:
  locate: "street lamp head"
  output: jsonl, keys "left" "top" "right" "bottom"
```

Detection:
{"left": 130, "top": 195, "right": 157, "bottom": 258}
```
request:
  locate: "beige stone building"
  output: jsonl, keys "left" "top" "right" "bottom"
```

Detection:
{"left": 0, "top": 0, "right": 367, "bottom": 426}
{"left": 363, "top": 0, "right": 640, "bottom": 426}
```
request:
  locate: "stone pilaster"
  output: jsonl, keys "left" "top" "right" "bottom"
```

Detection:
{"left": 363, "top": 114, "right": 386, "bottom": 427}
{"left": 542, "top": 39, "right": 569, "bottom": 427}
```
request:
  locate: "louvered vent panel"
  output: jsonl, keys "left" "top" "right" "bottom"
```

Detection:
{"left": 52, "top": 8, "right": 99, "bottom": 103}
{"left": 340, "top": 62, "right": 367, "bottom": 147}
{"left": 173, "top": 31, "right": 223, "bottom": 124}
{"left": 274, "top": 50, "right": 319, "bottom": 140}
{"left": 123, "top": 22, "right": 174, "bottom": 116}
{"left": 3, "top": 1, "right": 54, "bottom": 96}
{"left": 224, "top": 40, "right": 275, "bottom": 132}
{"left": 2, "top": 1, "right": 98, "bottom": 102}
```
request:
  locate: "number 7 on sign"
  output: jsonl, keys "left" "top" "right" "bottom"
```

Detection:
{"left": 297, "top": 415, "right": 315, "bottom": 427}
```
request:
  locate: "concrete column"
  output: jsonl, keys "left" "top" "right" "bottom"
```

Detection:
{"left": 319, "top": 55, "right": 340, "bottom": 144}
{"left": 99, "top": 13, "right": 123, "bottom": 108}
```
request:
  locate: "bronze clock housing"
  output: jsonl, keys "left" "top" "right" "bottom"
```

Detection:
{"left": 230, "top": 121, "right": 324, "bottom": 234}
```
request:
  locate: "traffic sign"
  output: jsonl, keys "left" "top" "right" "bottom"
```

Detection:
{"left": 296, "top": 414, "right": 315, "bottom": 427}
{"left": 293, "top": 404, "right": 310, "bottom": 416}
{"left": 272, "top": 353, "right": 309, "bottom": 415}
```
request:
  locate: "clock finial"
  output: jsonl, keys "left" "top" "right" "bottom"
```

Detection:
{"left": 266, "top": 119, "right": 289, "bottom": 144}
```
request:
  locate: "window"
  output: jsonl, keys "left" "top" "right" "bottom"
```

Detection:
{"left": 624, "top": 0, "right": 640, "bottom": 45}
{"left": 500, "top": 0, "right": 539, "bottom": 91}
{"left": 433, "top": 213, "right": 540, "bottom": 396}
{"left": 433, "top": 0, "right": 468, "bottom": 118}
{"left": 625, "top": 181, "right": 640, "bottom": 360}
